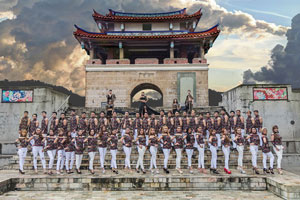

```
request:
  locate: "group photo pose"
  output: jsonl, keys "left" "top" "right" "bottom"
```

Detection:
{"left": 15, "top": 105, "right": 284, "bottom": 176}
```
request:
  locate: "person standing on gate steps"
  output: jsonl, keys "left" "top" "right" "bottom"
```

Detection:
{"left": 106, "top": 89, "right": 116, "bottom": 104}
{"left": 185, "top": 90, "right": 194, "bottom": 114}
{"left": 139, "top": 92, "right": 148, "bottom": 117}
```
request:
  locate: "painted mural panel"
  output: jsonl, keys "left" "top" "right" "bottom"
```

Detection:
{"left": 1, "top": 90, "right": 33, "bottom": 103}
{"left": 253, "top": 87, "right": 288, "bottom": 100}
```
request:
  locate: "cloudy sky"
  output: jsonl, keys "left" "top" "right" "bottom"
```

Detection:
{"left": 0, "top": 0, "right": 299, "bottom": 95}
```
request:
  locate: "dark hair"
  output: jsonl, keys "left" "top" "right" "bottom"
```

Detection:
{"left": 52, "top": 112, "right": 57, "bottom": 115}
{"left": 42, "top": 111, "right": 47, "bottom": 114}
{"left": 71, "top": 109, "right": 75, "bottom": 112}
{"left": 82, "top": 112, "right": 86, "bottom": 114}
{"left": 186, "top": 128, "right": 192, "bottom": 143}
{"left": 33, "top": 114, "right": 37, "bottom": 117}
{"left": 206, "top": 112, "right": 210, "bottom": 115}
{"left": 160, "top": 109, "right": 165, "bottom": 113}
{"left": 272, "top": 125, "right": 279, "bottom": 132}
{"left": 230, "top": 110, "right": 235, "bottom": 114}
{"left": 214, "top": 111, "right": 219, "bottom": 114}
{"left": 109, "top": 89, "right": 112, "bottom": 91}
{"left": 91, "top": 111, "right": 95, "bottom": 114}
{"left": 100, "top": 111, "right": 105, "bottom": 114}
{"left": 236, "top": 109, "right": 241, "bottom": 112}
{"left": 24, "top": 111, "right": 29, "bottom": 114}
{"left": 247, "top": 110, "right": 252, "bottom": 114}
{"left": 221, "top": 109, "right": 226, "bottom": 112}
{"left": 254, "top": 110, "right": 259, "bottom": 113}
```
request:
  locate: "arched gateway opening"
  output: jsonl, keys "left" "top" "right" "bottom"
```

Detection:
{"left": 131, "top": 83, "right": 163, "bottom": 108}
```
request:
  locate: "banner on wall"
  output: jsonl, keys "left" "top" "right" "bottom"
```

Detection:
{"left": 1, "top": 90, "right": 33, "bottom": 103}
{"left": 253, "top": 87, "right": 288, "bottom": 100}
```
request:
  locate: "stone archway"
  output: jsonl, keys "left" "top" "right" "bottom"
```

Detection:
{"left": 130, "top": 83, "right": 163, "bottom": 108}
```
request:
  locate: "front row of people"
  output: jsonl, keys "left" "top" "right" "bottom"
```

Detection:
{"left": 16, "top": 125, "right": 284, "bottom": 175}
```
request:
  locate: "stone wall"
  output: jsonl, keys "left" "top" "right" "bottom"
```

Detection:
{"left": 0, "top": 87, "right": 69, "bottom": 143}
{"left": 85, "top": 64, "right": 209, "bottom": 108}
{"left": 220, "top": 84, "right": 300, "bottom": 140}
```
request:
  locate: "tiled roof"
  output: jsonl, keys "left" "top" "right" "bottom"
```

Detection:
{"left": 92, "top": 9, "right": 202, "bottom": 22}
{"left": 73, "top": 24, "right": 220, "bottom": 40}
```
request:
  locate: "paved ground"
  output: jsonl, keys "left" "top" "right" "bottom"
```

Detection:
{"left": 0, "top": 191, "right": 282, "bottom": 200}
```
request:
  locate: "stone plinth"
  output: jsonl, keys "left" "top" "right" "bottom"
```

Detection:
{"left": 135, "top": 58, "right": 159, "bottom": 64}
{"left": 106, "top": 59, "right": 130, "bottom": 65}
{"left": 192, "top": 58, "right": 207, "bottom": 64}
{"left": 163, "top": 58, "right": 188, "bottom": 64}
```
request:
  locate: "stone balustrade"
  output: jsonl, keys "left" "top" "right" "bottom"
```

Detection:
{"left": 106, "top": 59, "right": 130, "bottom": 65}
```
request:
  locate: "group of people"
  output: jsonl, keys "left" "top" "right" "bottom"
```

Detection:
{"left": 15, "top": 108, "right": 284, "bottom": 176}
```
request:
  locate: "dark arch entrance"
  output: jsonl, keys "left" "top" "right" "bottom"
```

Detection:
{"left": 131, "top": 83, "right": 163, "bottom": 108}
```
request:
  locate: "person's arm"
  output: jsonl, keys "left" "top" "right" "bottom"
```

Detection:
{"left": 179, "top": 117, "right": 182, "bottom": 127}
{"left": 36, "top": 120, "right": 39, "bottom": 128}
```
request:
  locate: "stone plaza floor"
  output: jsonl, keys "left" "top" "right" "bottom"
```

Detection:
{"left": 0, "top": 190, "right": 282, "bottom": 200}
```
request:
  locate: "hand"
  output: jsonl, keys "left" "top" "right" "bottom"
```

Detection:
{"left": 276, "top": 147, "right": 279, "bottom": 151}
{"left": 139, "top": 145, "right": 142, "bottom": 149}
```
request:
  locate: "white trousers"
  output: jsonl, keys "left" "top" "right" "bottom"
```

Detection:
{"left": 65, "top": 151, "right": 75, "bottom": 170}
{"left": 216, "top": 133, "right": 221, "bottom": 147}
{"left": 273, "top": 145, "right": 283, "bottom": 169}
{"left": 231, "top": 134, "right": 237, "bottom": 148}
{"left": 186, "top": 149, "right": 194, "bottom": 167}
{"left": 18, "top": 148, "right": 27, "bottom": 171}
{"left": 136, "top": 146, "right": 146, "bottom": 170}
{"left": 236, "top": 145, "right": 244, "bottom": 167}
{"left": 123, "top": 146, "right": 132, "bottom": 168}
{"left": 250, "top": 145, "right": 258, "bottom": 168}
{"left": 222, "top": 146, "right": 230, "bottom": 169}
{"left": 163, "top": 148, "right": 170, "bottom": 169}
{"left": 263, "top": 152, "right": 274, "bottom": 169}
{"left": 197, "top": 145, "right": 205, "bottom": 168}
{"left": 56, "top": 149, "right": 65, "bottom": 171}
{"left": 75, "top": 154, "right": 83, "bottom": 170}
{"left": 98, "top": 147, "right": 107, "bottom": 169}
{"left": 47, "top": 149, "right": 56, "bottom": 169}
{"left": 32, "top": 146, "right": 46, "bottom": 170}
{"left": 210, "top": 146, "right": 217, "bottom": 169}
{"left": 88, "top": 151, "right": 96, "bottom": 170}
{"left": 149, "top": 146, "right": 157, "bottom": 169}
{"left": 175, "top": 148, "right": 182, "bottom": 169}
{"left": 110, "top": 149, "right": 117, "bottom": 169}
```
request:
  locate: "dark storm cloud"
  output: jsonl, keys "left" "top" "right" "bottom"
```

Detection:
{"left": 0, "top": 0, "right": 289, "bottom": 95}
{"left": 243, "top": 14, "right": 300, "bottom": 88}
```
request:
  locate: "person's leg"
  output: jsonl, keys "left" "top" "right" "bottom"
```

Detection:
{"left": 70, "top": 151, "right": 75, "bottom": 170}
{"left": 75, "top": 154, "right": 80, "bottom": 170}
{"left": 32, "top": 146, "right": 38, "bottom": 170}
{"left": 65, "top": 152, "right": 70, "bottom": 171}
{"left": 237, "top": 146, "right": 244, "bottom": 168}
{"left": 18, "top": 148, "right": 24, "bottom": 171}
{"left": 56, "top": 150, "right": 62, "bottom": 172}
{"left": 88, "top": 152, "right": 94, "bottom": 170}
{"left": 99, "top": 148, "right": 103, "bottom": 169}
{"left": 163, "top": 149, "right": 169, "bottom": 169}
{"left": 216, "top": 133, "right": 221, "bottom": 148}
{"left": 231, "top": 134, "right": 236, "bottom": 149}
{"left": 268, "top": 152, "right": 274, "bottom": 169}
{"left": 263, "top": 152, "right": 267, "bottom": 169}
{"left": 250, "top": 146, "right": 257, "bottom": 168}
{"left": 136, "top": 147, "right": 142, "bottom": 170}
{"left": 38, "top": 147, "right": 46, "bottom": 170}
{"left": 60, "top": 150, "right": 66, "bottom": 170}
{"left": 140, "top": 146, "right": 146, "bottom": 170}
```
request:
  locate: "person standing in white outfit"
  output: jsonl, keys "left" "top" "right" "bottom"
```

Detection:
{"left": 234, "top": 128, "right": 246, "bottom": 174}
{"left": 261, "top": 128, "right": 274, "bottom": 174}
{"left": 108, "top": 129, "right": 119, "bottom": 174}
{"left": 54, "top": 129, "right": 66, "bottom": 175}
{"left": 209, "top": 129, "right": 219, "bottom": 174}
{"left": 221, "top": 129, "right": 232, "bottom": 174}
{"left": 135, "top": 128, "right": 147, "bottom": 173}
{"left": 271, "top": 125, "right": 284, "bottom": 175}
{"left": 148, "top": 128, "right": 160, "bottom": 174}
{"left": 196, "top": 127, "right": 206, "bottom": 174}
{"left": 120, "top": 128, "right": 133, "bottom": 172}
{"left": 172, "top": 126, "right": 184, "bottom": 174}
{"left": 44, "top": 129, "right": 57, "bottom": 175}
{"left": 28, "top": 128, "right": 46, "bottom": 174}
{"left": 84, "top": 129, "right": 98, "bottom": 174}
{"left": 246, "top": 127, "right": 260, "bottom": 174}
{"left": 184, "top": 128, "right": 196, "bottom": 174}
{"left": 15, "top": 129, "right": 29, "bottom": 174}
{"left": 64, "top": 134, "right": 75, "bottom": 174}
{"left": 98, "top": 127, "right": 109, "bottom": 174}
{"left": 73, "top": 130, "right": 85, "bottom": 174}
{"left": 159, "top": 126, "right": 171, "bottom": 174}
